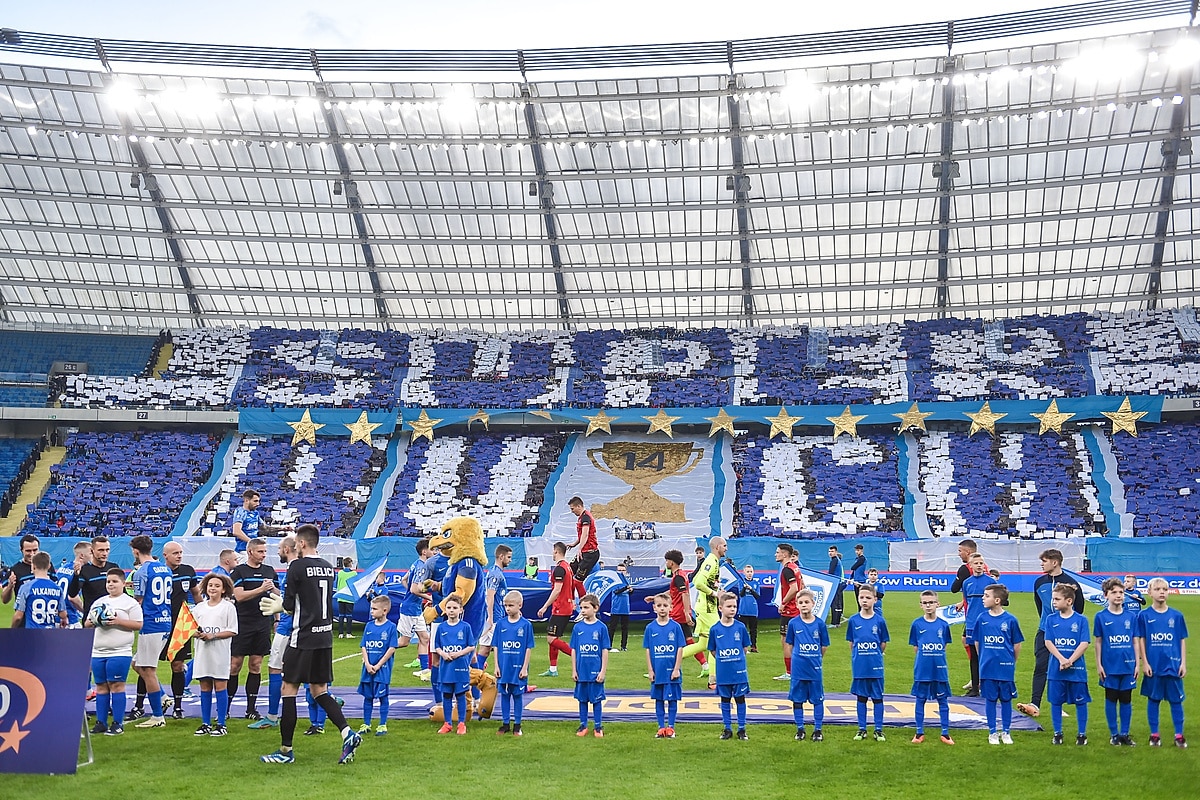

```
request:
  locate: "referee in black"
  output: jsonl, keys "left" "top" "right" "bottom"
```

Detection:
{"left": 258, "top": 524, "right": 362, "bottom": 765}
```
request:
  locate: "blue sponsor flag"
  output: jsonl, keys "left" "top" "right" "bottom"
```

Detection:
{"left": 1064, "top": 570, "right": 1107, "bottom": 606}
{"left": 718, "top": 561, "right": 743, "bottom": 592}
{"left": 334, "top": 558, "right": 388, "bottom": 604}
{"left": 770, "top": 563, "right": 839, "bottom": 621}
{"left": 583, "top": 568, "right": 623, "bottom": 606}
{"left": 936, "top": 604, "right": 966, "bottom": 626}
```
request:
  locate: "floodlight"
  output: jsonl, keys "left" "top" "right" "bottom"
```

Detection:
{"left": 779, "top": 72, "right": 816, "bottom": 106}
{"left": 1061, "top": 44, "right": 1143, "bottom": 82}
{"left": 441, "top": 85, "right": 476, "bottom": 123}
{"left": 1166, "top": 37, "right": 1200, "bottom": 69}
{"left": 106, "top": 81, "right": 140, "bottom": 112}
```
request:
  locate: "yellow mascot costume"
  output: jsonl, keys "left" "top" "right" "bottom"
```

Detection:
{"left": 424, "top": 516, "right": 498, "bottom": 722}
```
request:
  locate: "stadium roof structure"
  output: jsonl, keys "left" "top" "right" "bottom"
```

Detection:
{"left": 0, "top": 0, "right": 1197, "bottom": 332}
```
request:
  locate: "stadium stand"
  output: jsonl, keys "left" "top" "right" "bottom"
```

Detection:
{"left": 0, "top": 331, "right": 157, "bottom": 377}
{"left": 59, "top": 328, "right": 250, "bottom": 409}
{"left": 916, "top": 431, "right": 1101, "bottom": 539}
{"left": 1108, "top": 425, "right": 1200, "bottom": 537}
{"left": 379, "top": 433, "right": 568, "bottom": 538}
{"left": 32, "top": 309, "right": 1200, "bottom": 410}
{"left": 21, "top": 431, "right": 219, "bottom": 538}
{"left": 206, "top": 435, "right": 391, "bottom": 538}
{"left": 0, "top": 437, "right": 42, "bottom": 518}
{"left": 733, "top": 434, "right": 905, "bottom": 539}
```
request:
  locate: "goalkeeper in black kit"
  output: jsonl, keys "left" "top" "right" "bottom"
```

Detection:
{"left": 258, "top": 523, "right": 362, "bottom": 765}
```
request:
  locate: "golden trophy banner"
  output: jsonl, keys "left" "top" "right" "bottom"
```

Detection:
{"left": 530, "top": 433, "right": 735, "bottom": 566}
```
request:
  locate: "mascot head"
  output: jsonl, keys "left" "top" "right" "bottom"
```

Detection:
{"left": 427, "top": 516, "right": 488, "bottom": 567}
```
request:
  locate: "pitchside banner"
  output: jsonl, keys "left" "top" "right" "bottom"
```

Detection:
{"left": 531, "top": 433, "right": 735, "bottom": 565}
{"left": 0, "top": 628, "right": 93, "bottom": 775}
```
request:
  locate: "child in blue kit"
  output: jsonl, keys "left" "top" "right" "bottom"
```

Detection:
{"left": 434, "top": 594, "right": 476, "bottom": 734}
{"left": 644, "top": 592, "right": 685, "bottom": 739}
{"left": 786, "top": 589, "right": 829, "bottom": 742}
{"left": 1045, "top": 583, "right": 1091, "bottom": 745}
{"left": 709, "top": 592, "right": 753, "bottom": 740}
{"left": 358, "top": 595, "right": 399, "bottom": 736}
{"left": 494, "top": 590, "right": 535, "bottom": 736}
{"left": 910, "top": 590, "right": 954, "bottom": 745}
{"left": 1093, "top": 577, "right": 1140, "bottom": 746}
{"left": 1122, "top": 575, "right": 1145, "bottom": 615}
{"left": 970, "top": 583, "right": 1023, "bottom": 744}
{"left": 847, "top": 584, "right": 890, "bottom": 741}
{"left": 571, "top": 593, "right": 611, "bottom": 737}
{"left": 962, "top": 554, "right": 992, "bottom": 697}
{"left": 1137, "top": 577, "right": 1189, "bottom": 748}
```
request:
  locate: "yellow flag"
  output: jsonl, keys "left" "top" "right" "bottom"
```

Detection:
{"left": 166, "top": 602, "right": 199, "bottom": 661}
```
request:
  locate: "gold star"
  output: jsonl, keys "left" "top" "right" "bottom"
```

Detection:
{"left": 964, "top": 402, "right": 1007, "bottom": 437}
{"left": 583, "top": 409, "right": 617, "bottom": 436}
{"left": 644, "top": 409, "right": 682, "bottom": 438}
{"left": 765, "top": 407, "right": 802, "bottom": 440}
{"left": 705, "top": 408, "right": 738, "bottom": 437}
{"left": 286, "top": 409, "right": 324, "bottom": 446}
{"left": 0, "top": 721, "right": 29, "bottom": 755}
{"left": 1101, "top": 396, "right": 1148, "bottom": 437}
{"left": 343, "top": 411, "right": 382, "bottom": 447}
{"left": 467, "top": 409, "right": 490, "bottom": 430}
{"left": 408, "top": 409, "right": 443, "bottom": 442}
{"left": 893, "top": 402, "right": 935, "bottom": 434}
{"left": 1031, "top": 399, "right": 1075, "bottom": 436}
{"left": 529, "top": 409, "right": 555, "bottom": 420}
{"left": 827, "top": 406, "right": 867, "bottom": 439}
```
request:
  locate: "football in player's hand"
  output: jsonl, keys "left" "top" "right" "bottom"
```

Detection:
{"left": 88, "top": 604, "right": 115, "bottom": 627}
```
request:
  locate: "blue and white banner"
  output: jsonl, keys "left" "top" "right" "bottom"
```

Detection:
{"left": 718, "top": 561, "right": 744, "bottom": 592}
{"left": 583, "top": 568, "right": 625, "bottom": 607}
{"left": 334, "top": 558, "right": 389, "bottom": 603}
{"left": 1065, "top": 570, "right": 1109, "bottom": 606}
{"left": 770, "top": 564, "right": 840, "bottom": 620}
{"left": 936, "top": 604, "right": 967, "bottom": 626}
{"left": 0, "top": 629, "right": 94, "bottom": 775}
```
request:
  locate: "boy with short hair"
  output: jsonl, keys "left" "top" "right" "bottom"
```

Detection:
{"left": 12, "top": 552, "right": 68, "bottom": 629}
{"left": 847, "top": 584, "right": 890, "bottom": 741}
{"left": 1045, "top": 583, "right": 1091, "bottom": 745}
{"left": 358, "top": 595, "right": 398, "bottom": 736}
{"left": 737, "top": 565, "right": 760, "bottom": 652}
{"left": 85, "top": 567, "right": 143, "bottom": 735}
{"left": 494, "top": 589, "right": 535, "bottom": 736}
{"left": 786, "top": 588, "right": 829, "bottom": 742}
{"left": 644, "top": 592, "right": 685, "bottom": 739}
{"left": 1093, "top": 577, "right": 1140, "bottom": 746}
{"left": 864, "top": 568, "right": 885, "bottom": 611}
{"left": 433, "top": 594, "right": 476, "bottom": 734}
{"left": 570, "top": 593, "right": 610, "bottom": 738}
{"left": 910, "top": 590, "right": 954, "bottom": 745}
{"left": 709, "top": 592, "right": 752, "bottom": 740}
{"left": 1019, "top": 548, "right": 1084, "bottom": 718}
{"left": 961, "top": 554, "right": 992, "bottom": 698}
{"left": 970, "top": 583, "right": 1023, "bottom": 744}
{"left": 1136, "top": 577, "right": 1188, "bottom": 748}
{"left": 1122, "top": 575, "right": 1145, "bottom": 615}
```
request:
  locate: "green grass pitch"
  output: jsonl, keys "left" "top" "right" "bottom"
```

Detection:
{"left": 2, "top": 594, "right": 1196, "bottom": 798}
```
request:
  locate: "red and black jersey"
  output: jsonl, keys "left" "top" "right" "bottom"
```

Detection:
{"left": 778, "top": 560, "right": 804, "bottom": 618}
{"left": 576, "top": 510, "right": 598, "bottom": 553}
{"left": 551, "top": 559, "right": 577, "bottom": 616}
{"left": 669, "top": 571, "right": 691, "bottom": 625}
